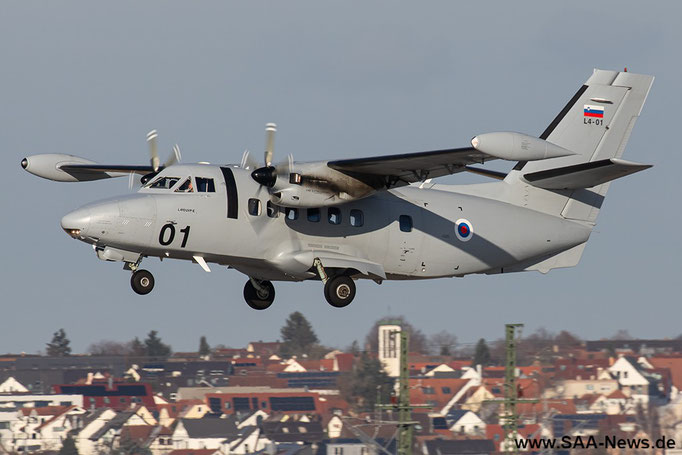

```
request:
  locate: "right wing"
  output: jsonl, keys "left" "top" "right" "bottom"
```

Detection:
{"left": 327, "top": 147, "right": 494, "bottom": 188}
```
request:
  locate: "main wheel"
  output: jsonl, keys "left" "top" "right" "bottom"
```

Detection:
{"left": 131, "top": 269, "right": 155, "bottom": 295}
{"left": 324, "top": 276, "right": 356, "bottom": 308}
{"left": 243, "top": 280, "right": 275, "bottom": 310}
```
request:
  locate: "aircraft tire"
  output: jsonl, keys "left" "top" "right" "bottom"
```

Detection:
{"left": 244, "top": 280, "right": 275, "bottom": 310}
{"left": 324, "top": 276, "right": 356, "bottom": 308}
{"left": 131, "top": 269, "right": 155, "bottom": 295}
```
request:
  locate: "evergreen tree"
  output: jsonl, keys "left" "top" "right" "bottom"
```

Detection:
{"left": 340, "top": 352, "right": 394, "bottom": 412}
{"left": 129, "top": 337, "right": 146, "bottom": 357}
{"left": 199, "top": 336, "right": 211, "bottom": 356}
{"left": 144, "top": 330, "right": 172, "bottom": 358}
{"left": 472, "top": 338, "right": 491, "bottom": 366}
{"left": 58, "top": 435, "right": 79, "bottom": 455}
{"left": 46, "top": 328, "right": 72, "bottom": 357}
{"left": 280, "top": 312, "right": 319, "bottom": 358}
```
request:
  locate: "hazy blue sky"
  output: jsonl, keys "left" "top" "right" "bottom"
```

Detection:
{"left": 1, "top": 1, "right": 680, "bottom": 354}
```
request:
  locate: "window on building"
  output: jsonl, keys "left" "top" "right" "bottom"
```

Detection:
{"left": 623, "top": 371, "right": 629, "bottom": 379}
{"left": 286, "top": 208, "right": 298, "bottom": 220}
{"left": 350, "top": 209, "right": 364, "bottom": 227}
{"left": 248, "top": 198, "right": 262, "bottom": 216}
{"left": 441, "top": 387, "right": 451, "bottom": 394}
{"left": 586, "top": 384, "right": 594, "bottom": 390}
{"left": 267, "top": 201, "right": 279, "bottom": 218}
{"left": 195, "top": 177, "right": 215, "bottom": 192}
{"left": 328, "top": 207, "right": 342, "bottom": 225}
{"left": 399, "top": 215, "right": 413, "bottom": 232}
{"left": 307, "top": 208, "right": 321, "bottom": 222}
{"left": 422, "top": 387, "right": 435, "bottom": 395}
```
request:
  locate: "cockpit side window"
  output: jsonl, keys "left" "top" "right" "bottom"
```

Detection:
{"left": 147, "top": 176, "right": 181, "bottom": 189}
{"left": 196, "top": 177, "right": 215, "bottom": 193}
{"left": 174, "top": 178, "right": 194, "bottom": 193}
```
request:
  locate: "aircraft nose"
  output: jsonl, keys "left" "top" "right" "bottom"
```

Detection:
{"left": 60, "top": 207, "right": 91, "bottom": 239}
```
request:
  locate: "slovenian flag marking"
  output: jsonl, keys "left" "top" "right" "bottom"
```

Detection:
{"left": 584, "top": 104, "right": 604, "bottom": 118}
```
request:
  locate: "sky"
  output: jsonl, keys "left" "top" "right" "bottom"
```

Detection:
{"left": 1, "top": 1, "right": 680, "bottom": 355}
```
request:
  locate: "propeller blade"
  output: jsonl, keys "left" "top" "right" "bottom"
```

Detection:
{"left": 147, "top": 130, "right": 160, "bottom": 172}
{"left": 264, "top": 123, "right": 276, "bottom": 167}
{"left": 241, "top": 150, "right": 259, "bottom": 170}
{"left": 164, "top": 144, "right": 181, "bottom": 168}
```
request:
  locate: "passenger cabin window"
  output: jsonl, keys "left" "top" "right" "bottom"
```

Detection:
{"left": 148, "top": 176, "right": 180, "bottom": 189}
{"left": 328, "top": 207, "right": 342, "bottom": 225}
{"left": 248, "top": 199, "right": 262, "bottom": 216}
{"left": 350, "top": 209, "right": 364, "bottom": 227}
{"left": 196, "top": 177, "right": 215, "bottom": 192}
{"left": 399, "top": 215, "right": 413, "bottom": 232}
{"left": 286, "top": 208, "right": 298, "bottom": 220}
{"left": 307, "top": 208, "right": 321, "bottom": 222}
{"left": 267, "top": 201, "right": 279, "bottom": 218}
{"left": 175, "top": 178, "right": 194, "bottom": 192}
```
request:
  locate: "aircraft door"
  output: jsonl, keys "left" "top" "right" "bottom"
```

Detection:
{"left": 387, "top": 203, "right": 423, "bottom": 275}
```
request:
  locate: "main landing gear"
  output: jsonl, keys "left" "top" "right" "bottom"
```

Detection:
{"left": 324, "top": 275, "right": 356, "bottom": 308}
{"left": 131, "top": 269, "right": 155, "bottom": 295}
{"left": 244, "top": 278, "right": 275, "bottom": 310}
{"left": 314, "top": 258, "right": 356, "bottom": 308}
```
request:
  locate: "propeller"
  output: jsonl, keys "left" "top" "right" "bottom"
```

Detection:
{"left": 264, "top": 123, "right": 276, "bottom": 167}
{"left": 140, "top": 130, "right": 182, "bottom": 186}
{"left": 146, "top": 130, "right": 181, "bottom": 172}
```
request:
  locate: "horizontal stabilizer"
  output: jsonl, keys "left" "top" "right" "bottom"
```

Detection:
{"left": 523, "top": 158, "right": 651, "bottom": 190}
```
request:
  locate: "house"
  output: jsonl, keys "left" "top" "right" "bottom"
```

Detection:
{"left": 261, "top": 419, "right": 326, "bottom": 444}
{"left": 73, "top": 408, "right": 118, "bottom": 455}
{"left": 204, "top": 387, "right": 321, "bottom": 415}
{"left": 326, "top": 438, "right": 376, "bottom": 455}
{"left": 423, "top": 439, "right": 495, "bottom": 455}
{"left": 445, "top": 410, "right": 485, "bottom": 436}
{"left": 167, "top": 449, "right": 223, "bottom": 455}
{"left": 486, "top": 424, "right": 546, "bottom": 452}
{"left": 0, "top": 376, "right": 29, "bottom": 393}
{"left": 606, "top": 356, "right": 665, "bottom": 404}
{"left": 408, "top": 378, "right": 475, "bottom": 414}
{"left": 172, "top": 416, "right": 240, "bottom": 450}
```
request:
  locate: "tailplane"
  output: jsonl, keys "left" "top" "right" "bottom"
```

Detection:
{"left": 504, "top": 69, "right": 654, "bottom": 224}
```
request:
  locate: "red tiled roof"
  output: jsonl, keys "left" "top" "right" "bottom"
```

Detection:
{"left": 20, "top": 406, "right": 70, "bottom": 417}
{"left": 121, "top": 425, "right": 155, "bottom": 442}
{"left": 334, "top": 353, "right": 355, "bottom": 372}
{"left": 649, "top": 357, "right": 682, "bottom": 391}
{"left": 607, "top": 389, "right": 628, "bottom": 399}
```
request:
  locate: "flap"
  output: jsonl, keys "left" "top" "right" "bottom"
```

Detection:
{"left": 523, "top": 158, "right": 651, "bottom": 190}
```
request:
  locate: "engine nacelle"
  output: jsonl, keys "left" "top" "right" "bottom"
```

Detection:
{"left": 21, "top": 154, "right": 103, "bottom": 182}
{"left": 471, "top": 132, "right": 575, "bottom": 161}
{"left": 271, "top": 185, "right": 356, "bottom": 208}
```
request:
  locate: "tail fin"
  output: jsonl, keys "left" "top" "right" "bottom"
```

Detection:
{"left": 504, "top": 69, "right": 654, "bottom": 223}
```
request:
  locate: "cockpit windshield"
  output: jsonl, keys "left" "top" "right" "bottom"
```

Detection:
{"left": 146, "top": 176, "right": 181, "bottom": 189}
{"left": 175, "top": 178, "right": 194, "bottom": 192}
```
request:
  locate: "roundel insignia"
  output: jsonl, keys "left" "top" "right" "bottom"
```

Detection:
{"left": 455, "top": 218, "right": 473, "bottom": 242}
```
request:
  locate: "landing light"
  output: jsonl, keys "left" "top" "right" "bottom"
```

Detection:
{"left": 64, "top": 228, "right": 81, "bottom": 238}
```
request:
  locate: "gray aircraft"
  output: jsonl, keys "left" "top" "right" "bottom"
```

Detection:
{"left": 22, "top": 69, "right": 653, "bottom": 310}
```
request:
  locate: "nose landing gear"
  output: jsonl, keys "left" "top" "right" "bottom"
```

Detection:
{"left": 244, "top": 278, "right": 275, "bottom": 310}
{"left": 131, "top": 269, "right": 155, "bottom": 295}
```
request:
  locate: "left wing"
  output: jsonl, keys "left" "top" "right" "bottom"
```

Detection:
{"left": 327, "top": 147, "right": 492, "bottom": 188}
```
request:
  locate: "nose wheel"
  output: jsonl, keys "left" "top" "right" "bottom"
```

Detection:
{"left": 244, "top": 279, "right": 275, "bottom": 310}
{"left": 324, "top": 275, "right": 356, "bottom": 308}
{"left": 131, "top": 269, "right": 155, "bottom": 295}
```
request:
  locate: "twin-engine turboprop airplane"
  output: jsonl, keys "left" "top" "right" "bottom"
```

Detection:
{"left": 22, "top": 69, "right": 653, "bottom": 310}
